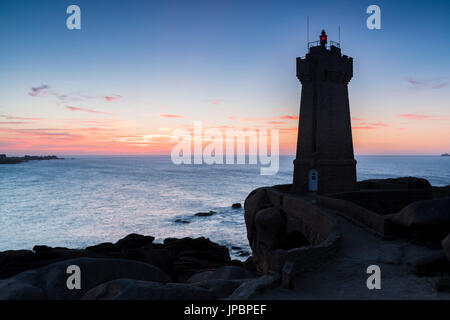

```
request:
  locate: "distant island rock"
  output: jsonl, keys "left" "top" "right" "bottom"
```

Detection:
{"left": 441, "top": 153, "right": 450, "bottom": 157}
{"left": 0, "top": 154, "right": 63, "bottom": 164}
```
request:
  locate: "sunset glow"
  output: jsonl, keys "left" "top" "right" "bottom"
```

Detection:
{"left": 0, "top": 1, "right": 449, "bottom": 156}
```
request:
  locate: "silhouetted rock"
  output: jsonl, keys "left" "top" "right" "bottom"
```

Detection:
{"left": 194, "top": 279, "right": 244, "bottom": 299}
{"left": 255, "top": 207, "right": 287, "bottom": 250}
{"left": 0, "top": 234, "right": 232, "bottom": 283}
{"left": 411, "top": 252, "right": 450, "bottom": 276}
{"left": 81, "top": 279, "right": 217, "bottom": 300}
{"left": 163, "top": 237, "right": 231, "bottom": 282}
{"left": 443, "top": 234, "right": 450, "bottom": 262}
{"left": 358, "top": 176, "right": 432, "bottom": 190}
{"left": 0, "top": 258, "right": 170, "bottom": 300}
{"left": 194, "top": 211, "right": 215, "bottom": 217}
{"left": 187, "top": 266, "right": 256, "bottom": 283}
{"left": 244, "top": 188, "right": 272, "bottom": 246}
{"left": 0, "top": 247, "right": 99, "bottom": 279}
{"left": 243, "top": 256, "right": 257, "bottom": 272}
{"left": 237, "top": 250, "right": 250, "bottom": 257}
{"left": 115, "top": 233, "right": 155, "bottom": 250}
{"left": 389, "top": 198, "right": 450, "bottom": 244}
{"left": 174, "top": 219, "right": 190, "bottom": 224}
{"left": 232, "top": 203, "right": 242, "bottom": 209}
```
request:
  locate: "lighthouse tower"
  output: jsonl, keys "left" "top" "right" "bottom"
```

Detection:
{"left": 293, "top": 30, "right": 357, "bottom": 194}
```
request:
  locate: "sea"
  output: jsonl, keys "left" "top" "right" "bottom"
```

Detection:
{"left": 0, "top": 155, "right": 449, "bottom": 258}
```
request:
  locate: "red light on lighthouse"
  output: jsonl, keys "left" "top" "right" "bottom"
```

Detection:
{"left": 320, "top": 30, "right": 327, "bottom": 46}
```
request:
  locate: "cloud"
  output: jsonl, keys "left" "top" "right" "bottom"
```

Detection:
{"left": 66, "top": 106, "right": 111, "bottom": 115}
{"left": 0, "top": 127, "right": 81, "bottom": 138}
{"left": 159, "top": 113, "right": 185, "bottom": 118}
{"left": 404, "top": 77, "right": 448, "bottom": 90}
{"left": 432, "top": 83, "right": 448, "bottom": 89}
{"left": 350, "top": 117, "right": 389, "bottom": 129}
{"left": 398, "top": 114, "right": 450, "bottom": 120}
{"left": 279, "top": 115, "right": 299, "bottom": 120}
{"left": 0, "top": 115, "right": 44, "bottom": 121}
{"left": 104, "top": 95, "right": 122, "bottom": 102}
{"left": 28, "top": 85, "right": 50, "bottom": 96}
{"left": 267, "top": 121, "right": 287, "bottom": 124}
{"left": 209, "top": 100, "right": 220, "bottom": 105}
{"left": 352, "top": 126, "right": 378, "bottom": 130}
{"left": 405, "top": 77, "right": 421, "bottom": 85}
{"left": 28, "top": 84, "right": 124, "bottom": 105}
{"left": 228, "top": 115, "right": 299, "bottom": 122}
{"left": 358, "top": 122, "right": 389, "bottom": 127}
{"left": 0, "top": 121, "right": 27, "bottom": 125}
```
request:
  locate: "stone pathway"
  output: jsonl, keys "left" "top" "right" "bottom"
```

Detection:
{"left": 253, "top": 208, "right": 450, "bottom": 300}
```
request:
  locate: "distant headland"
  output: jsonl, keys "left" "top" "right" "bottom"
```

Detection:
{"left": 0, "top": 154, "right": 63, "bottom": 164}
{"left": 441, "top": 153, "right": 450, "bottom": 157}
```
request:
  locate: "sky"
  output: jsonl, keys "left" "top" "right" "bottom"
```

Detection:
{"left": 0, "top": 0, "right": 449, "bottom": 155}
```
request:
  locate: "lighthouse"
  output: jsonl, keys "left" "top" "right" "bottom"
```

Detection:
{"left": 293, "top": 30, "right": 357, "bottom": 194}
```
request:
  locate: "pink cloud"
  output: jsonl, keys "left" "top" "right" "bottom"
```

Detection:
{"left": 0, "top": 121, "right": 27, "bottom": 125}
{"left": 405, "top": 77, "right": 421, "bottom": 85}
{"left": 351, "top": 117, "right": 365, "bottom": 121}
{"left": 159, "top": 113, "right": 185, "bottom": 118}
{"left": 228, "top": 115, "right": 299, "bottom": 122}
{"left": 280, "top": 115, "right": 299, "bottom": 120}
{"left": 267, "top": 121, "right": 287, "bottom": 124}
{"left": 352, "top": 126, "right": 378, "bottom": 130}
{"left": 359, "top": 122, "right": 389, "bottom": 127}
{"left": 104, "top": 95, "right": 122, "bottom": 102}
{"left": 1, "top": 115, "right": 45, "bottom": 121}
{"left": 66, "top": 106, "right": 110, "bottom": 115}
{"left": 398, "top": 114, "right": 450, "bottom": 120}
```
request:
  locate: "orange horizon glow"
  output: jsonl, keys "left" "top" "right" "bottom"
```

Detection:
{"left": 1, "top": 112, "right": 449, "bottom": 156}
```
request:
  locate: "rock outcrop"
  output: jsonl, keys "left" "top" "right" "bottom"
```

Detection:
{"left": 82, "top": 279, "right": 217, "bottom": 300}
{"left": 0, "top": 234, "right": 234, "bottom": 282}
{"left": 0, "top": 234, "right": 261, "bottom": 300}
{"left": 357, "top": 177, "right": 432, "bottom": 190}
{"left": 442, "top": 233, "right": 450, "bottom": 262}
{"left": 187, "top": 266, "right": 256, "bottom": 283}
{"left": 244, "top": 188, "right": 310, "bottom": 273}
{"left": 389, "top": 198, "right": 450, "bottom": 244}
{"left": 0, "top": 258, "right": 170, "bottom": 300}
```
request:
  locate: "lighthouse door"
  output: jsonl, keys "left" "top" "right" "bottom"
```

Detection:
{"left": 308, "top": 169, "right": 318, "bottom": 192}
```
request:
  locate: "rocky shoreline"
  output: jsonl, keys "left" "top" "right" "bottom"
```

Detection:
{"left": 0, "top": 177, "right": 449, "bottom": 300}
{"left": 0, "top": 154, "right": 63, "bottom": 164}
{"left": 0, "top": 234, "right": 268, "bottom": 300}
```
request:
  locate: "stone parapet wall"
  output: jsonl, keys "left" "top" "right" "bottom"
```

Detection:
{"left": 316, "top": 195, "right": 390, "bottom": 237}
{"left": 245, "top": 186, "right": 341, "bottom": 275}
